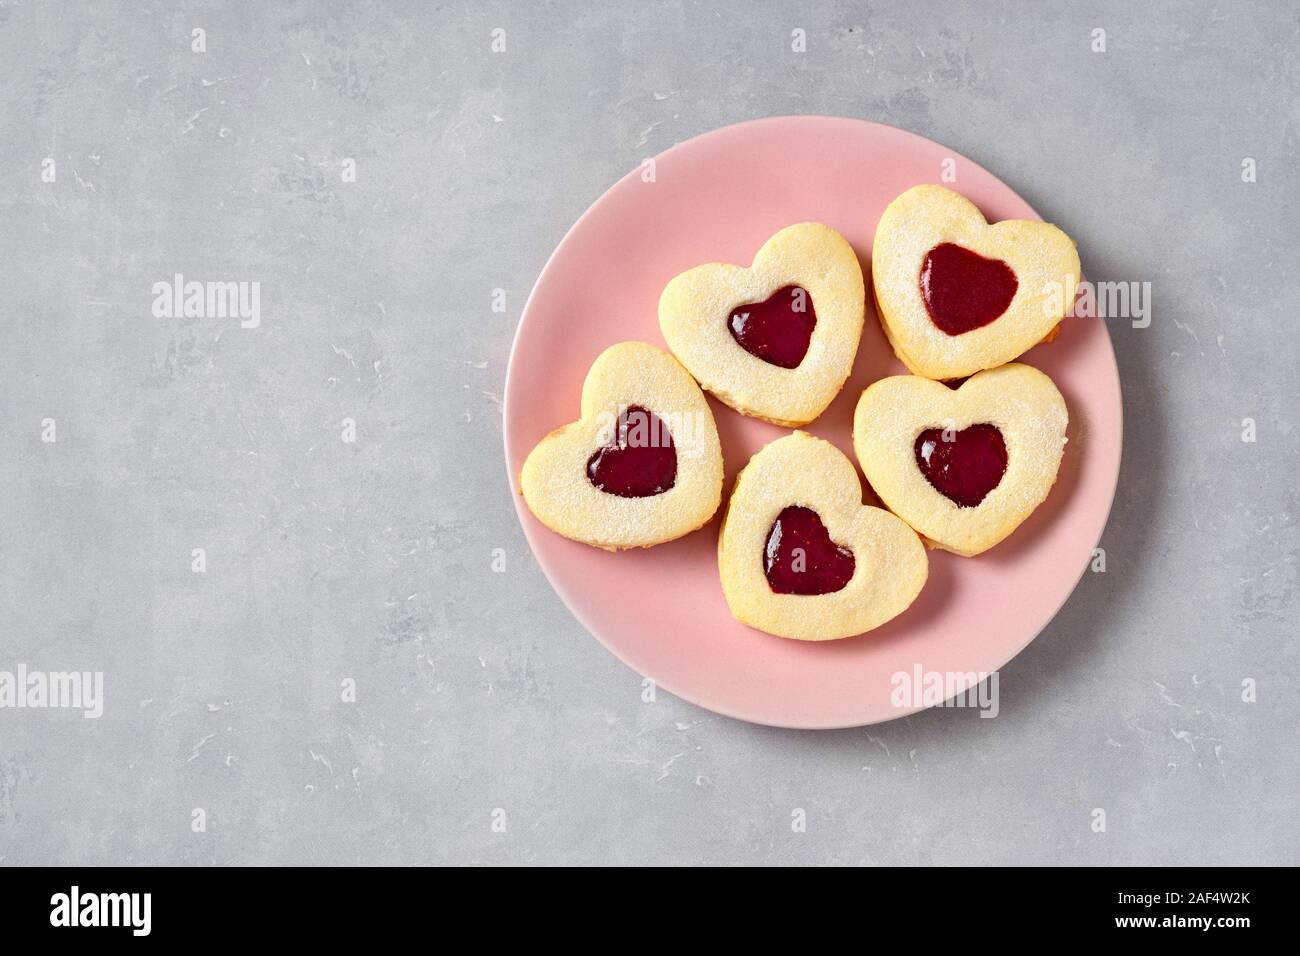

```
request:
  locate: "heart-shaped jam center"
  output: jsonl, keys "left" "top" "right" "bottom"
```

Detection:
{"left": 728, "top": 285, "right": 816, "bottom": 369}
{"left": 919, "top": 243, "right": 1018, "bottom": 336}
{"left": 914, "top": 424, "right": 1008, "bottom": 507}
{"left": 586, "top": 405, "right": 677, "bottom": 498}
{"left": 763, "top": 505, "right": 855, "bottom": 595}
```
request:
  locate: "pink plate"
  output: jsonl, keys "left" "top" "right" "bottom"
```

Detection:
{"left": 503, "top": 116, "right": 1121, "bottom": 729}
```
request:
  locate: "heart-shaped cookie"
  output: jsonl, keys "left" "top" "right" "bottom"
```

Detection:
{"left": 520, "top": 341, "right": 724, "bottom": 550}
{"left": 659, "top": 223, "right": 865, "bottom": 426}
{"left": 718, "top": 431, "right": 927, "bottom": 641}
{"left": 873, "top": 185, "right": 1080, "bottom": 380}
{"left": 853, "top": 363, "right": 1068, "bottom": 557}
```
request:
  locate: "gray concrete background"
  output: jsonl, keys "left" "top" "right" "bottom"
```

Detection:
{"left": 0, "top": 0, "right": 1295, "bottom": 865}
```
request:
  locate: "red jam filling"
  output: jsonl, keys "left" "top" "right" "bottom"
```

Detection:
{"left": 919, "top": 243, "right": 1018, "bottom": 335}
{"left": 728, "top": 285, "right": 816, "bottom": 369}
{"left": 763, "top": 505, "right": 855, "bottom": 595}
{"left": 914, "top": 424, "right": 1008, "bottom": 508}
{"left": 586, "top": 405, "right": 676, "bottom": 498}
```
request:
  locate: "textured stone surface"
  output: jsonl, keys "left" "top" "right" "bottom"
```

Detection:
{"left": 0, "top": 1, "right": 1295, "bottom": 865}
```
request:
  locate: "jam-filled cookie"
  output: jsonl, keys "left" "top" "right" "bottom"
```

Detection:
{"left": 852, "top": 363, "right": 1068, "bottom": 557}
{"left": 873, "top": 185, "right": 1080, "bottom": 381}
{"left": 520, "top": 341, "right": 724, "bottom": 550}
{"left": 659, "top": 223, "right": 865, "bottom": 427}
{"left": 718, "top": 431, "right": 927, "bottom": 641}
